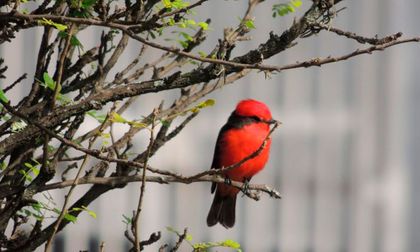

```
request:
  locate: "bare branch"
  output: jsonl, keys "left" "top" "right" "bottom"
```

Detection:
{"left": 133, "top": 111, "right": 157, "bottom": 252}
{"left": 40, "top": 173, "right": 282, "bottom": 200}
{"left": 276, "top": 36, "right": 420, "bottom": 71}
{"left": 170, "top": 228, "right": 188, "bottom": 252}
{"left": 139, "top": 232, "right": 161, "bottom": 251}
{"left": 316, "top": 23, "right": 403, "bottom": 45}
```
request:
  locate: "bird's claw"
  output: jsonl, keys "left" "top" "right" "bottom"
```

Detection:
{"left": 241, "top": 178, "right": 250, "bottom": 194}
{"left": 224, "top": 177, "right": 232, "bottom": 185}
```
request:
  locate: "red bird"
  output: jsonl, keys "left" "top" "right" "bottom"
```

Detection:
{"left": 207, "top": 99, "right": 277, "bottom": 228}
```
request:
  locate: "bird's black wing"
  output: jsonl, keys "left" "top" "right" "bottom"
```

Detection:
{"left": 210, "top": 123, "right": 229, "bottom": 193}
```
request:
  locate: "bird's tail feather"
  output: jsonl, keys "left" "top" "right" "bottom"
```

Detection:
{"left": 207, "top": 193, "right": 236, "bottom": 228}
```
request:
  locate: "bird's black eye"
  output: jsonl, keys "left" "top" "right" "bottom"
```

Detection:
{"left": 251, "top": 116, "right": 261, "bottom": 122}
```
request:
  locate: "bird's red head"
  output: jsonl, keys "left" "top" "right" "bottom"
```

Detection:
{"left": 234, "top": 99, "right": 273, "bottom": 121}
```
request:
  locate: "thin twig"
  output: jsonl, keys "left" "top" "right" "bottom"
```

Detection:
{"left": 159, "top": 0, "right": 208, "bottom": 19}
{"left": 316, "top": 23, "right": 403, "bottom": 45}
{"left": 133, "top": 110, "right": 156, "bottom": 252}
{"left": 139, "top": 232, "right": 161, "bottom": 251}
{"left": 59, "top": 155, "right": 86, "bottom": 162}
{"left": 52, "top": 24, "right": 74, "bottom": 110}
{"left": 3, "top": 73, "right": 27, "bottom": 93}
{"left": 275, "top": 37, "right": 420, "bottom": 71}
{"left": 99, "top": 241, "right": 105, "bottom": 252}
{"left": 170, "top": 228, "right": 188, "bottom": 252}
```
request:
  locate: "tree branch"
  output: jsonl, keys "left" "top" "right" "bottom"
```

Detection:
{"left": 39, "top": 174, "right": 282, "bottom": 201}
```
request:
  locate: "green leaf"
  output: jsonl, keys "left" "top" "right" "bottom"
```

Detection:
{"left": 101, "top": 133, "right": 110, "bottom": 138}
{"left": 198, "top": 21, "right": 209, "bottom": 30}
{"left": 129, "top": 121, "right": 147, "bottom": 128}
{"left": 166, "top": 226, "right": 176, "bottom": 233}
{"left": 272, "top": 0, "right": 302, "bottom": 18}
{"left": 190, "top": 99, "right": 215, "bottom": 113}
{"left": 72, "top": 206, "right": 97, "bottom": 218}
{"left": 0, "top": 161, "right": 6, "bottom": 170}
{"left": 24, "top": 162, "right": 40, "bottom": 176}
{"left": 70, "top": 35, "right": 83, "bottom": 49}
{"left": 0, "top": 114, "right": 11, "bottom": 123}
{"left": 41, "top": 72, "right": 69, "bottom": 103}
{"left": 42, "top": 72, "right": 57, "bottom": 91}
{"left": 23, "top": 209, "right": 32, "bottom": 216}
{"left": 178, "top": 40, "right": 189, "bottom": 49}
{"left": 19, "top": 169, "right": 32, "bottom": 182}
{"left": 122, "top": 214, "right": 132, "bottom": 224}
{"left": 87, "top": 110, "right": 106, "bottom": 123}
{"left": 193, "top": 242, "right": 214, "bottom": 250}
{"left": 58, "top": 31, "right": 67, "bottom": 38}
{"left": 26, "top": 203, "right": 45, "bottom": 221}
{"left": 244, "top": 19, "right": 256, "bottom": 29}
{"left": 56, "top": 93, "right": 72, "bottom": 104}
{"left": 160, "top": 119, "right": 170, "bottom": 127}
{"left": 148, "top": 30, "right": 157, "bottom": 39}
{"left": 171, "top": 0, "right": 189, "bottom": 9}
{"left": 110, "top": 112, "right": 128, "bottom": 123}
{"left": 198, "top": 50, "right": 207, "bottom": 57}
{"left": 185, "top": 234, "right": 193, "bottom": 242}
{"left": 86, "top": 209, "right": 97, "bottom": 218}
{"left": 33, "top": 214, "right": 44, "bottom": 221}
{"left": 81, "top": 206, "right": 97, "bottom": 218}
{"left": 47, "top": 145, "right": 56, "bottom": 153}
{"left": 186, "top": 19, "right": 196, "bottom": 26}
{"left": 24, "top": 162, "right": 34, "bottom": 169}
{"left": 0, "top": 89, "right": 9, "bottom": 103}
{"left": 38, "top": 18, "right": 67, "bottom": 31}
{"left": 167, "top": 17, "right": 176, "bottom": 26}
{"left": 179, "top": 32, "right": 193, "bottom": 41}
{"left": 31, "top": 202, "right": 43, "bottom": 212}
{"left": 81, "top": 0, "right": 96, "bottom": 9}
{"left": 162, "top": 0, "right": 172, "bottom": 8}
{"left": 64, "top": 213, "right": 77, "bottom": 223}
{"left": 31, "top": 167, "right": 39, "bottom": 176}
{"left": 222, "top": 239, "right": 241, "bottom": 249}
{"left": 291, "top": 0, "right": 302, "bottom": 7}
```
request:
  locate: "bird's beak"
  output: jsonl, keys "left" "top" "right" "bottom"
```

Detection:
{"left": 268, "top": 119, "right": 281, "bottom": 125}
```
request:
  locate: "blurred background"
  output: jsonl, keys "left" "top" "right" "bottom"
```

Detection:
{"left": 2, "top": 0, "right": 420, "bottom": 251}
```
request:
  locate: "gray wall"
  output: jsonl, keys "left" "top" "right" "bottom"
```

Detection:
{"left": 1, "top": 0, "right": 419, "bottom": 251}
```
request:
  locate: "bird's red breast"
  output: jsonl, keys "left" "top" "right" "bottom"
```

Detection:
{"left": 216, "top": 122, "right": 271, "bottom": 197}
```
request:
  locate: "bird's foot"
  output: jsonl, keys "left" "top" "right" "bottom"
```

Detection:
{"left": 241, "top": 178, "right": 250, "bottom": 194}
{"left": 224, "top": 177, "right": 232, "bottom": 185}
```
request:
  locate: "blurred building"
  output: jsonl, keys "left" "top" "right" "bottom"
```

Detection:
{"left": 1, "top": 0, "right": 420, "bottom": 251}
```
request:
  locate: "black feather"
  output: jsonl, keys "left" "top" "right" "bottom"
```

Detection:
{"left": 206, "top": 193, "right": 237, "bottom": 228}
